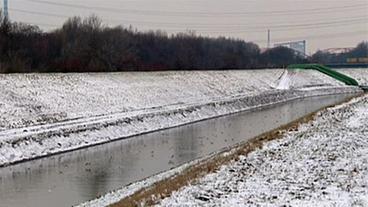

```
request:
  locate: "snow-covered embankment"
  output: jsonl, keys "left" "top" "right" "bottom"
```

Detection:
{"left": 158, "top": 94, "right": 368, "bottom": 207}
{"left": 0, "top": 69, "right": 366, "bottom": 166}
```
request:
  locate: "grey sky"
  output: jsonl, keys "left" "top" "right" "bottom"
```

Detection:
{"left": 3, "top": 0, "right": 368, "bottom": 53}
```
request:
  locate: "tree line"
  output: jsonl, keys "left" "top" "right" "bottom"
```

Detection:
{"left": 1, "top": 12, "right": 364, "bottom": 73}
{"left": 0, "top": 13, "right": 307, "bottom": 73}
{"left": 310, "top": 42, "right": 368, "bottom": 65}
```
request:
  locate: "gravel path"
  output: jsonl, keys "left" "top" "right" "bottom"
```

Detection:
{"left": 158, "top": 95, "right": 368, "bottom": 207}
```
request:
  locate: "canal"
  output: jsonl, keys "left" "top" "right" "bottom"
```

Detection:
{"left": 0, "top": 93, "right": 357, "bottom": 207}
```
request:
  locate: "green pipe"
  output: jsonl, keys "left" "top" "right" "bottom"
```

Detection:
{"left": 287, "top": 64, "right": 360, "bottom": 86}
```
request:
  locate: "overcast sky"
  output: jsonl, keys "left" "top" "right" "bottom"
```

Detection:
{"left": 3, "top": 0, "right": 368, "bottom": 53}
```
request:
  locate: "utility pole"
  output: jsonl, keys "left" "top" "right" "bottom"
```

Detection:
{"left": 267, "top": 29, "right": 271, "bottom": 48}
{"left": 3, "top": 0, "right": 8, "bottom": 19}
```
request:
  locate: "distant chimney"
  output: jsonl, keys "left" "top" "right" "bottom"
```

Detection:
{"left": 3, "top": 0, "right": 8, "bottom": 19}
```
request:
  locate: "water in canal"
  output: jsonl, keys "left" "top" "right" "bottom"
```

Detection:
{"left": 0, "top": 94, "right": 356, "bottom": 207}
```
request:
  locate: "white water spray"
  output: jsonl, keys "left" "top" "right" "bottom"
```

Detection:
{"left": 276, "top": 70, "right": 292, "bottom": 90}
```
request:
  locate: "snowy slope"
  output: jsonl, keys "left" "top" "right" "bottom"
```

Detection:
{"left": 0, "top": 69, "right": 357, "bottom": 131}
{"left": 0, "top": 70, "right": 280, "bottom": 130}
{"left": 0, "top": 69, "right": 364, "bottom": 166}
{"left": 340, "top": 68, "right": 368, "bottom": 86}
{"left": 158, "top": 94, "right": 368, "bottom": 207}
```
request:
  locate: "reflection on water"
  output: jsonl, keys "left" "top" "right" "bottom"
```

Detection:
{"left": 0, "top": 94, "right": 355, "bottom": 207}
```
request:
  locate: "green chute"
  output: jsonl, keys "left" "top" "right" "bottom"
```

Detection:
{"left": 287, "top": 64, "right": 360, "bottom": 86}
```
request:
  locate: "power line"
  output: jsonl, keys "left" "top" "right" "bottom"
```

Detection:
{"left": 10, "top": 8, "right": 68, "bottom": 18}
{"left": 254, "top": 30, "right": 368, "bottom": 43}
{"left": 137, "top": 18, "right": 368, "bottom": 33}
{"left": 21, "top": 0, "right": 368, "bottom": 17}
{"left": 196, "top": 18, "right": 368, "bottom": 33}
{"left": 10, "top": 8, "right": 368, "bottom": 32}
{"left": 9, "top": 1, "right": 368, "bottom": 39}
{"left": 12, "top": 17, "right": 368, "bottom": 35}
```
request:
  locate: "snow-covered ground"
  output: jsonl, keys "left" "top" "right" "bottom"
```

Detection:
{"left": 0, "top": 69, "right": 354, "bottom": 130}
{"left": 158, "top": 94, "right": 368, "bottom": 207}
{"left": 341, "top": 69, "right": 368, "bottom": 87}
{"left": 0, "top": 69, "right": 366, "bottom": 166}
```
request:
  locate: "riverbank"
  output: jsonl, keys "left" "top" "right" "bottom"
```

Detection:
{"left": 156, "top": 94, "right": 368, "bottom": 207}
{"left": 0, "top": 69, "right": 366, "bottom": 166}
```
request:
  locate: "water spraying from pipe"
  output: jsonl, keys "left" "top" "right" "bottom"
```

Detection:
{"left": 276, "top": 70, "right": 292, "bottom": 90}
